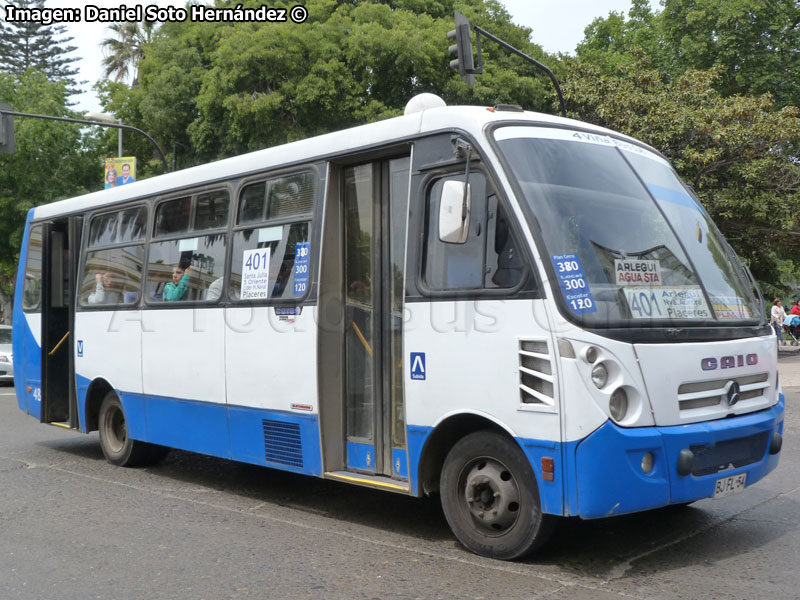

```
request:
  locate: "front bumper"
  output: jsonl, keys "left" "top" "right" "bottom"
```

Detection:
{"left": 571, "top": 395, "right": 784, "bottom": 518}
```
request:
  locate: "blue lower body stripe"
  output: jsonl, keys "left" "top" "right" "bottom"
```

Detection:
{"left": 406, "top": 399, "right": 784, "bottom": 517}
{"left": 75, "top": 374, "right": 322, "bottom": 476}
{"left": 70, "top": 375, "right": 784, "bottom": 514}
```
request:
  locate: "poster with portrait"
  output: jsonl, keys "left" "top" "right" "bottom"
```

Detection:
{"left": 104, "top": 157, "right": 137, "bottom": 189}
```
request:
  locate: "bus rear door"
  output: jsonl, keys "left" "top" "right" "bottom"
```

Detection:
{"left": 40, "top": 216, "right": 81, "bottom": 427}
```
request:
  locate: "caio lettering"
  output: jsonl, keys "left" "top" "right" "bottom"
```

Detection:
{"left": 700, "top": 353, "right": 758, "bottom": 371}
{"left": 701, "top": 358, "right": 718, "bottom": 371}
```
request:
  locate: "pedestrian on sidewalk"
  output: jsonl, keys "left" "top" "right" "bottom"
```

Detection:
{"left": 771, "top": 298, "right": 787, "bottom": 347}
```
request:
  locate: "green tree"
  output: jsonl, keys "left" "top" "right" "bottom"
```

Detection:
{"left": 0, "top": 0, "right": 82, "bottom": 95}
{"left": 660, "top": 0, "right": 800, "bottom": 106}
{"left": 577, "top": 0, "right": 800, "bottom": 108}
{"left": 577, "top": 0, "right": 665, "bottom": 74}
{"left": 563, "top": 58, "right": 800, "bottom": 288}
{"left": 0, "top": 71, "right": 102, "bottom": 320}
{"left": 99, "top": 0, "right": 560, "bottom": 166}
{"left": 101, "top": 17, "right": 159, "bottom": 85}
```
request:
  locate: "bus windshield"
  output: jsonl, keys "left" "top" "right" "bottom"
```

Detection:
{"left": 494, "top": 126, "right": 760, "bottom": 327}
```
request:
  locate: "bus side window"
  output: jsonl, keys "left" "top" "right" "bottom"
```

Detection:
{"left": 229, "top": 171, "right": 315, "bottom": 301}
{"left": 145, "top": 235, "right": 227, "bottom": 303}
{"left": 423, "top": 173, "right": 487, "bottom": 290}
{"left": 423, "top": 174, "right": 524, "bottom": 291}
{"left": 22, "top": 225, "right": 44, "bottom": 311}
{"left": 88, "top": 213, "right": 118, "bottom": 246}
{"left": 194, "top": 190, "right": 229, "bottom": 231}
{"left": 155, "top": 197, "right": 191, "bottom": 237}
{"left": 80, "top": 246, "right": 144, "bottom": 306}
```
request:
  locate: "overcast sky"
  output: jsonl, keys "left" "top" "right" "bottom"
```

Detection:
{"left": 49, "top": 0, "right": 661, "bottom": 113}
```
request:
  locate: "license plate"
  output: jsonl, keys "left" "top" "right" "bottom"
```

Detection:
{"left": 713, "top": 473, "right": 747, "bottom": 498}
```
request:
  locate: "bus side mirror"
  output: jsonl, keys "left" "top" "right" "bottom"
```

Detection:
{"left": 439, "top": 180, "right": 471, "bottom": 244}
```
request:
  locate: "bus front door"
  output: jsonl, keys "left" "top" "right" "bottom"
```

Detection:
{"left": 40, "top": 217, "right": 80, "bottom": 427}
{"left": 319, "top": 157, "right": 411, "bottom": 482}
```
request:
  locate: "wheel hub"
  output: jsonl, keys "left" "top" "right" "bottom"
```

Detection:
{"left": 463, "top": 459, "right": 520, "bottom": 533}
{"left": 105, "top": 406, "right": 126, "bottom": 453}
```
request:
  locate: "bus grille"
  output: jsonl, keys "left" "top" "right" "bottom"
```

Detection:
{"left": 690, "top": 432, "right": 769, "bottom": 476}
{"left": 518, "top": 339, "right": 554, "bottom": 406}
{"left": 262, "top": 420, "right": 304, "bottom": 468}
{"left": 677, "top": 373, "right": 769, "bottom": 412}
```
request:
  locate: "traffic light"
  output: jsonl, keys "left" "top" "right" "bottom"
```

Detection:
{"left": 0, "top": 103, "right": 15, "bottom": 155}
{"left": 447, "top": 11, "right": 476, "bottom": 86}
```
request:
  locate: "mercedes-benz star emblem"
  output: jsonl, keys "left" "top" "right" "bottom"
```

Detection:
{"left": 725, "top": 380, "right": 741, "bottom": 406}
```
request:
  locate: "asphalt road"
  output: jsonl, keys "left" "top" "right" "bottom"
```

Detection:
{"left": 1, "top": 371, "right": 798, "bottom": 600}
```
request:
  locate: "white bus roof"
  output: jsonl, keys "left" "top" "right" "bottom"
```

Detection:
{"left": 32, "top": 103, "right": 648, "bottom": 221}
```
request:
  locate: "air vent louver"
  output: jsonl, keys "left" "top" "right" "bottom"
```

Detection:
{"left": 519, "top": 338, "right": 555, "bottom": 407}
{"left": 262, "top": 420, "right": 303, "bottom": 467}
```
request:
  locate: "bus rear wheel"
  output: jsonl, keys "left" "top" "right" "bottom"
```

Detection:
{"left": 440, "top": 431, "right": 555, "bottom": 560}
{"left": 98, "top": 391, "right": 168, "bottom": 467}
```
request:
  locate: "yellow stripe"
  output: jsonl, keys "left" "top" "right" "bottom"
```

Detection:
{"left": 48, "top": 422, "right": 71, "bottom": 429}
{"left": 325, "top": 472, "right": 408, "bottom": 491}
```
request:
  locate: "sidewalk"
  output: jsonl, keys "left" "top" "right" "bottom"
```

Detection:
{"left": 778, "top": 344, "right": 800, "bottom": 387}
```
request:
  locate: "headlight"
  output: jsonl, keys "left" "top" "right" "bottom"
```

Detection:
{"left": 590, "top": 363, "right": 608, "bottom": 388}
{"left": 0, "top": 355, "right": 8, "bottom": 363}
{"left": 609, "top": 388, "right": 629, "bottom": 422}
{"left": 584, "top": 346, "right": 598, "bottom": 363}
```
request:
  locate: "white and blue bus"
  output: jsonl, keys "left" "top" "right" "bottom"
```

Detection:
{"left": 12, "top": 95, "right": 783, "bottom": 559}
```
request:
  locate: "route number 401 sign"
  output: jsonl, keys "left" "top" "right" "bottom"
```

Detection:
{"left": 241, "top": 247, "right": 271, "bottom": 299}
{"left": 623, "top": 286, "right": 711, "bottom": 320}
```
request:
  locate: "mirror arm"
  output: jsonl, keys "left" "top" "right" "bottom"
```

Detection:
{"left": 451, "top": 136, "right": 473, "bottom": 223}
{"left": 461, "top": 145, "right": 472, "bottom": 222}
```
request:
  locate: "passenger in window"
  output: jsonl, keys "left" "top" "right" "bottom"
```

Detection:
{"left": 87, "top": 272, "right": 121, "bottom": 304}
{"left": 349, "top": 278, "right": 370, "bottom": 302}
{"left": 164, "top": 264, "right": 193, "bottom": 302}
{"left": 206, "top": 277, "right": 223, "bottom": 301}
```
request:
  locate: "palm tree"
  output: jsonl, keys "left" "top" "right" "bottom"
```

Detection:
{"left": 100, "top": 19, "right": 158, "bottom": 86}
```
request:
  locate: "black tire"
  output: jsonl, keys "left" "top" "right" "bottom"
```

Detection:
{"left": 98, "top": 391, "right": 168, "bottom": 467}
{"left": 440, "top": 430, "right": 556, "bottom": 560}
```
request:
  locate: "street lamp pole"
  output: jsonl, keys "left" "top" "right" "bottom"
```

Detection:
{"left": 85, "top": 112, "right": 123, "bottom": 157}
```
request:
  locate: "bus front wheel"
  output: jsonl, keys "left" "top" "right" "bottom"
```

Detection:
{"left": 98, "top": 391, "right": 167, "bottom": 467}
{"left": 440, "top": 431, "right": 555, "bottom": 560}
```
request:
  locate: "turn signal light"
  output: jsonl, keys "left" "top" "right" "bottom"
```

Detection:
{"left": 541, "top": 457, "right": 555, "bottom": 482}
